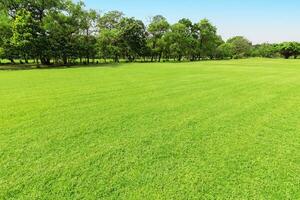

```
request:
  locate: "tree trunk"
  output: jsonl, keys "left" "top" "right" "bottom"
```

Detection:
{"left": 158, "top": 52, "right": 162, "bottom": 62}
{"left": 178, "top": 55, "right": 182, "bottom": 61}
{"left": 114, "top": 55, "right": 119, "bottom": 63}
{"left": 41, "top": 57, "right": 50, "bottom": 65}
{"left": 63, "top": 56, "right": 67, "bottom": 65}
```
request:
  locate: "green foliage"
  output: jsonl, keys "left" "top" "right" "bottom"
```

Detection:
{"left": 0, "top": 10, "right": 18, "bottom": 62}
{"left": 97, "top": 11, "right": 124, "bottom": 62}
{"left": 1, "top": 0, "right": 69, "bottom": 64}
{"left": 278, "top": 42, "right": 300, "bottom": 59}
{"left": 0, "top": 47, "right": 4, "bottom": 58}
{"left": 0, "top": 0, "right": 63, "bottom": 18}
{"left": 227, "top": 36, "right": 252, "bottom": 58}
{"left": 217, "top": 43, "right": 234, "bottom": 59}
{"left": 42, "top": 1, "right": 98, "bottom": 64}
{"left": 0, "top": 11, "right": 11, "bottom": 33}
{"left": 118, "top": 17, "right": 148, "bottom": 61}
{"left": 97, "top": 29, "right": 121, "bottom": 62}
{"left": 11, "top": 9, "right": 36, "bottom": 61}
{"left": 148, "top": 15, "right": 170, "bottom": 61}
{"left": 98, "top": 10, "right": 124, "bottom": 30}
{"left": 163, "top": 22, "right": 191, "bottom": 61}
{"left": 251, "top": 43, "right": 278, "bottom": 58}
{"left": 197, "top": 19, "right": 221, "bottom": 59}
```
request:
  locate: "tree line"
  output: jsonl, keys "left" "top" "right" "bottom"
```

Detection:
{"left": 0, "top": 0, "right": 300, "bottom": 65}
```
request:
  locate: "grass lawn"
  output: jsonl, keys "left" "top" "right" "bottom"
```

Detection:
{"left": 1, "top": 58, "right": 300, "bottom": 199}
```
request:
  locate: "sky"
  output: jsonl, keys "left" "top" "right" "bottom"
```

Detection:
{"left": 83, "top": 0, "right": 300, "bottom": 44}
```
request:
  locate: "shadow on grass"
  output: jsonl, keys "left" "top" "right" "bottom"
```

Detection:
{"left": 0, "top": 60, "right": 191, "bottom": 71}
{"left": 0, "top": 58, "right": 238, "bottom": 71}
{"left": 0, "top": 62, "right": 123, "bottom": 71}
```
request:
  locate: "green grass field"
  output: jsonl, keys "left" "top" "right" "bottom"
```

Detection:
{"left": 1, "top": 58, "right": 300, "bottom": 199}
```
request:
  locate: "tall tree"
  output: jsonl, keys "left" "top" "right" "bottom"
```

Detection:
{"left": 148, "top": 15, "right": 169, "bottom": 62}
{"left": 0, "top": 10, "right": 17, "bottom": 63}
{"left": 163, "top": 21, "right": 191, "bottom": 61}
{"left": 118, "top": 17, "right": 147, "bottom": 62}
{"left": 97, "top": 29, "right": 121, "bottom": 62}
{"left": 1, "top": 0, "right": 66, "bottom": 64}
{"left": 178, "top": 18, "right": 199, "bottom": 61}
{"left": 11, "top": 9, "right": 37, "bottom": 63}
{"left": 197, "top": 19, "right": 220, "bottom": 59}
{"left": 43, "top": 1, "right": 87, "bottom": 64}
{"left": 80, "top": 9, "right": 99, "bottom": 63}
{"left": 97, "top": 11, "right": 124, "bottom": 62}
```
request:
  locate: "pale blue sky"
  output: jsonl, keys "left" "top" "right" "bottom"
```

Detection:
{"left": 83, "top": 0, "right": 300, "bottom": 44}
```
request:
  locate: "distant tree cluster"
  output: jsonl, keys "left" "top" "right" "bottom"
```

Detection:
{"left": 0, "top": 0, "right": 299, "bottom": 65}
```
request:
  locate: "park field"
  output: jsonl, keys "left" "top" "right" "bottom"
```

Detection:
{"left": 1, "top": 58, "right": 300, "bottom": 199}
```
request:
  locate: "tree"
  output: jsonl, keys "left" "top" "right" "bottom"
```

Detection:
{"left": 178, "top": 18, "right": 200, "bottom": 61}
{"left": 118, "top": 17, "right": 147, "bottom": 62}
{"left": 147, "top": 15, "right": 169, "bottom": 62}
{"left": 0, "top": 0, "right": 63, "bottom": 19}
{"left": 11, "top": 9, "right": 37, "bottom": 63}
{"left": 0, "top": 10, "right": 18, "bottom": 63}
{"left": 97, "top": 11, "right": 124, "bottom": 62}
{"left": 43, "top": 1, "right": 83, "bottom": 64}
{"left": 1, "top": 0, "right": 66, "bottom": 64}
{"left": 197, "top": 19, "right": 220, "bottom": 59}
{"left": 163, "top": 22, "right": 191, "bottom": 61}
{"left": 251, "top": 43, "right": 278, "bottom": 58}
{"left": 278, "top": 42, "right": 300, "bottom": 59}
{"left": 98, "top": 11, "right": 124, "bottom": 30}
{"left": 97, "top": 29, "right": 121, "bottom": 62}
{"left": 0, "top": 11, "right": 11, "bottom": 46}
{"left": 80, "top": 9, "right": 99, "bottom": 64}
{"left": 227, "top": 36, "right": 252, "bottom": 58}
{"left": 217, "top": 43, "right": 234, "bottom": 59}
